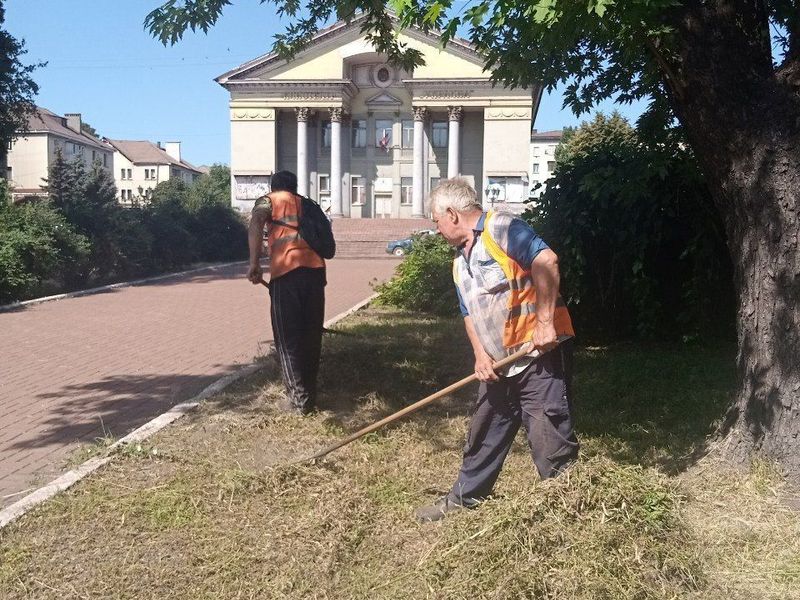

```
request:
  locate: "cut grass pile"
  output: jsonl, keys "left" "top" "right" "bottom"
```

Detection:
{"left": 1, "top": 306, "right": 798, "bottom": 599}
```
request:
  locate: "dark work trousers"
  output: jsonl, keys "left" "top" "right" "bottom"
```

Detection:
{"left": 268, "top": 267, "right": 326, "bottom": 412}
{"left": 448, "top": 341, "right": 579, "bottom": 505}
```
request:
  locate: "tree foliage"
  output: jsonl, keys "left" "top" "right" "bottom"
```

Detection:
{"left": 0, "top": 0, "right": 42, "bottom": 165}
{"left": 528, "top": 113, "right": 734, "bottom": 341}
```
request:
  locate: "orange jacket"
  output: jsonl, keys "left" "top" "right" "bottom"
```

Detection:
{"left": 267, "top": 191, "right": 325, "bottom": 280}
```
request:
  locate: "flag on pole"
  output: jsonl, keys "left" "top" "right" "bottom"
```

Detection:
{"left": 379, "top": 130, "right": 391, "bottom": 152}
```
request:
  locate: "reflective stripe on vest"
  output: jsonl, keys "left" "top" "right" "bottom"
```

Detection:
{"left": 454, "top": 211, "right": 574, "bottom": 355}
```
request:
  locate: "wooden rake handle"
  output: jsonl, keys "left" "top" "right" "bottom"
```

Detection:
{"left": 299, "top": 344, "right": 535, "bottom": 463}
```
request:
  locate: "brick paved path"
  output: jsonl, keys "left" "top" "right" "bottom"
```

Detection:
{"left": 0, "top": 259, "right": 398, "bottom": 507}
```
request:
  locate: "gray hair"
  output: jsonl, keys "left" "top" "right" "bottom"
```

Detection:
{"left": 428, "top": 178, "right": 483, "bottom": 215}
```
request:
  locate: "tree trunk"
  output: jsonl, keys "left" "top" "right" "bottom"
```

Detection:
{"left": 667, "top": 2, "right": 800, "bottom": 477}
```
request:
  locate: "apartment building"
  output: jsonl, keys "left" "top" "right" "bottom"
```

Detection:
{"left": 106, "top": 140, "right": 202, "bottom": 204}
{"left": 529, "top": 129, "right": 563, "bottom": 199}
{"left": 6, "top": 107, "right": 113, "bottom": 200}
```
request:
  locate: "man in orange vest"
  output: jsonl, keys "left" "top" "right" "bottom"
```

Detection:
{"left": 416, "top": 178, "right": 579, "bottom": 522}
{"left": 247, "top": 171, "right": 326, "bottom": 415}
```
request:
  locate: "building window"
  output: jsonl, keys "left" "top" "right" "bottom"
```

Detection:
{"left": 351, "top": 119, "right": 366, "bottom": 148}
{"left": 547, "top": 161, "right": 556, "bottom": 172}
{"left": 544, "top": 146, "right": 554, "bottom": 156}
{"left": 120, "top": 168, "right": 126, "bottom": 180}
{"left": 532, "top": 163, "right": 540, "bottom": 174}
{"left": 319, "top": 175, "right": 330, "bottom": 194}
{"left": 431, "top": 121, "right": 448, "bottom": 148}
{"left": 321, "top": 120, "right": 331, "bottom": 148}
{"left": 430, "top": 177, "right": 440, "bottom": 193}
{"left": 400, "top": 177, "right": 413, "bottom": 205}
{"left": 91, "top": 150, "right": 96, "bottom": 162}
{"left": 144, "top": 168, "right": 155, "bottom": 180}
{"left": 103, "top": 154, "right": 108, "bottom": 167}
{"left": 351, "top": 176, "right": 365, "bottom": 205}
{"left": 532, "top": 145, "right": 541, "bottom": 156}
{"left": 402, "top": 120, "right": 414, "bottom": 148}
{"left": 375, "top": 119, "right": 393, "bottom": 151}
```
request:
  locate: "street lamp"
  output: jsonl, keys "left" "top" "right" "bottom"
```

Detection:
{"left": 484, "top": 184, "right": 501, "bottom": 208}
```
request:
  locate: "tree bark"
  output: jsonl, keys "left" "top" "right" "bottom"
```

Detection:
{"left": 665, "top": 2, "right": 800, "bottom": 476}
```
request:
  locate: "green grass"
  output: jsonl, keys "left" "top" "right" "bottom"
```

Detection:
{"left": 1, "top": 306, "right": 798, "bottom": 599}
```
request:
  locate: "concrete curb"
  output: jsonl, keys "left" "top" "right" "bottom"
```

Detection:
{"left": 0, "top": 293, "right": 375, "bottom": 530}
{"left": 0, "top": 261, "right": 247, "bottom": 313}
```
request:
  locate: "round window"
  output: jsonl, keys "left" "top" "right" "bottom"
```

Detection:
{"left": 377, "top": 67, "right": 391, "bottom": 83}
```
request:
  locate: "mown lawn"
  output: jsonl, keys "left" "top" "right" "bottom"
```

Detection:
{"left": 1, "top": 306, "right": 798, "bottom": 599}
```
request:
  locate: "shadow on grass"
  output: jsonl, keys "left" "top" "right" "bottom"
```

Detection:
{"left": 573, "top": 341, "right": 736, "bottom": 473}
{"left": 201, "top": 306, "right": 737, "bottom": 475}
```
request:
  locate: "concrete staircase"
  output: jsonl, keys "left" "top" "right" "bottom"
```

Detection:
{"left": 330, "top": 218, "right": 431, "bottom": 258}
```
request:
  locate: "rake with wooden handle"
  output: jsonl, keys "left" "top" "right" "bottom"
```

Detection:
{"left": 294, "top": 344, "right": 537, "bottom": 464}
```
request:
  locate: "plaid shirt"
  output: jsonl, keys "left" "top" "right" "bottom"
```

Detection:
{"left": 454, "top": 211, "right": 548, "bottom": 376}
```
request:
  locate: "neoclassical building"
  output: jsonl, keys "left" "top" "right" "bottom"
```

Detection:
{"left": 216, "top": 16, "right": 539, "bottom": 217}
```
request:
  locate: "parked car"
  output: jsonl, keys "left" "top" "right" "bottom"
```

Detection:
{"left": 386, "top": 229, "right": 436, "bottom": 256}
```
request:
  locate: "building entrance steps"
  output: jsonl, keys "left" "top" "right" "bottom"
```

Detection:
{"left": 331, "top": 218, "right": 431, "bottom": 257}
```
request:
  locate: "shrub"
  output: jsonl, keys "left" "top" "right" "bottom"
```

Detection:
{"left": 527, "top": 113, "right": 734, "bottom": 342}
{"left": 193, "top": 203, "right": 248, "bottom": 262}
{"left": 0, "top": 199, "right": 90, "bottom": 303}
{"left": 375, "top": 233, "right": 459, "bottom": 316}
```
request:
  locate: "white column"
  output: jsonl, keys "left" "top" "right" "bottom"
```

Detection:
{"left": 295, "top": 107, "right": 310, "bottom": 196}
{"left": 447, "top": 105, "right": 462, "bottom": 179}
{"left": 329, "top": 107, "right": 343, "bottom": 217}
{"left": 412, "top": 106, "right": 427, "bottom": 218}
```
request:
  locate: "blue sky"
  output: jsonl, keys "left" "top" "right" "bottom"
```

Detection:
{"left": 6, "top": 0, "right": 646, "bottom": 167}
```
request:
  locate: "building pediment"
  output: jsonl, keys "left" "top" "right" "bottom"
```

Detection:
{"left": 216, "top": 13, "right": 488, "bottom": 86}
{"left": 365, "top": 92, "right": 403, "bottom": 107}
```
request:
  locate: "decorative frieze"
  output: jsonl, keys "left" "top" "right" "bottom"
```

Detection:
{"left": 230, "top": 108, "right": 275, "bottom": 121}
{"left": 485, "top": 108, "right": 532, "bottom": 120}
{"left": 284, "top": 92, "right": 341, "bottom": 101}
{"left": 419, "top": 90, "right": 473, "bottom": 100}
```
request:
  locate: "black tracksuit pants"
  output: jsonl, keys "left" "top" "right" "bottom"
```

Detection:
{"left": 448, "top": 341, "right": 579, "bottom": 505}
{"left": 268, "top": 267, "right": 326, "bottom": 411}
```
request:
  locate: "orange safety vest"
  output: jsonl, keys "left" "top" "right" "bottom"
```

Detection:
{"left": 454, "top": 211, "right": 574, "bottom": 357}
{"left": 267, "top": 191, "right": 325, "bottom": 280}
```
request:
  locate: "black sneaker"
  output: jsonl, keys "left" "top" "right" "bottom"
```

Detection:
{"left": 415, "top": 496, "right": 468, "bottom": 522}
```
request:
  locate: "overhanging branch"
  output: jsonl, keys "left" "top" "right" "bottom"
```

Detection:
{"left": 643, "top": 35, "right": 687, "bottom": 102}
